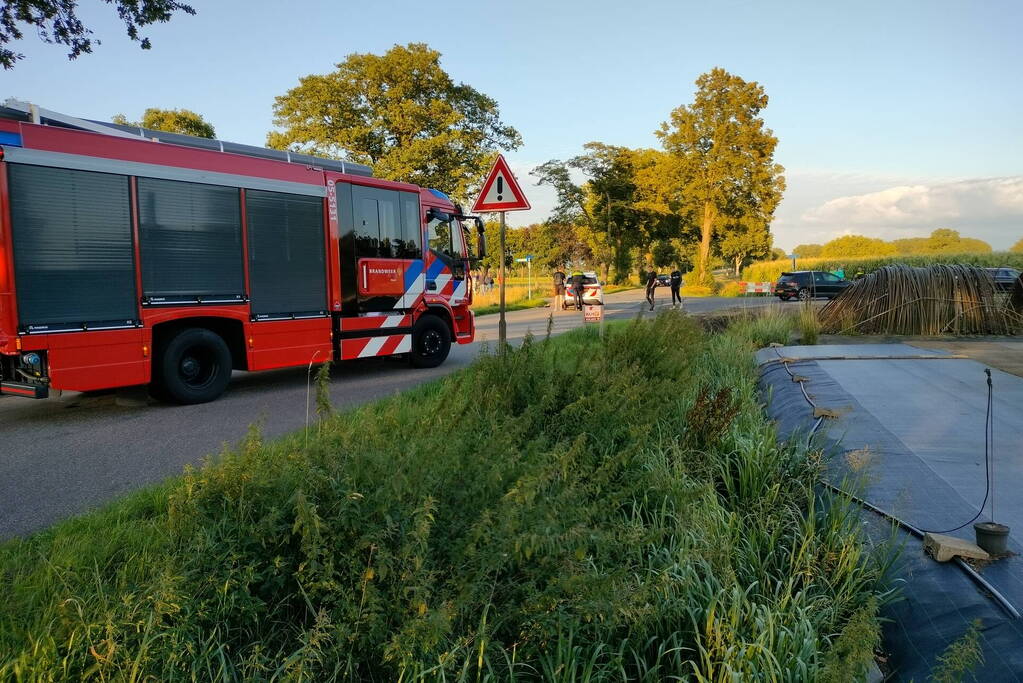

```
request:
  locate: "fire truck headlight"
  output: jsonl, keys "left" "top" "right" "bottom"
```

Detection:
{"left": 22, "top": 352, "right": 41, "bottom": 366}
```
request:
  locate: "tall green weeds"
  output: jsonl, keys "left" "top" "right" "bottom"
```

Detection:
{"left": 0, "top": 313, "right": 887, "bottom": 680}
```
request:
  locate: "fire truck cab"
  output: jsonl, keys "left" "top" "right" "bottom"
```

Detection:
{"left": 0, "top": 101, "right": 484, "bottom": 403}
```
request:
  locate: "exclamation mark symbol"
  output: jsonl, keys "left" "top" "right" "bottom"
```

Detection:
{"left": 497, "top": 177, "right": 503, "bottom": 201}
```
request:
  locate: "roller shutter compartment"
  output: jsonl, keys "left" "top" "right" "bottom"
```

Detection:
{"left": 137, "top": 177, "right": 244, "bottom": 304}
{"left": 245, "top": 190, "right": 327, "bottom": 319}
{"left": 8, "top": 164, "right": 138, "bottom": 333}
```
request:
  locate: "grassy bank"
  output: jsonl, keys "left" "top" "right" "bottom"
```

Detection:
{"left": 743, "top": 252, "right": 1023, "bottom": 283}
{"left": 1, "top": 313, "right": 887, "bottom": 680}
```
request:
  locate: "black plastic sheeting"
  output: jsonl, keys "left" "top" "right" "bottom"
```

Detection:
{"left": 758, "top": 352, "right": 1023, "bottom": 681}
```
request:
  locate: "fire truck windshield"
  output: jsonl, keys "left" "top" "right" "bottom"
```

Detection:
{"left": 427, "top": 215, "right": 461, "bottom": 262}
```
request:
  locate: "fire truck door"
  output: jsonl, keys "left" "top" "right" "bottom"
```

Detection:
{"left": 350, "top": 186, "right": 422, "bottom": 312}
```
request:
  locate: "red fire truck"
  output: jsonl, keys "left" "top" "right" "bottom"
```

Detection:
{"left": 0, "top": 101, "right": 484, "bottom": 403}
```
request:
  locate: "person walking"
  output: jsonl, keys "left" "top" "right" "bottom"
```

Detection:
{"left": 570, "top": 269, "right": 585, "bottom": 311}
{"left": 669, "top": 269, "right": 683, "bottom": 307}
{"left": 552, "top": 267, "right": 567, "bottom": 311}
{"left": 645, "top": 271, "right": 658, "bottom": 311}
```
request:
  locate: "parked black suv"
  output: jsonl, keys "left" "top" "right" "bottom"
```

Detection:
{"left": 774, "top": 271, "right": 852, "bottom": 301}
{"left": 985, "top": 267, "right": 1022, "bottom": 292}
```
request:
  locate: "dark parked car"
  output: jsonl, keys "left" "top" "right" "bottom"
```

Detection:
{"left": 656, "top": 274, "right": 670, "bottom": 287}
{"left": 774, "top": 271, "right": 852, "bottom": 301}
{"left": 985, "top": 267, "right": 1021, "bottom": 292}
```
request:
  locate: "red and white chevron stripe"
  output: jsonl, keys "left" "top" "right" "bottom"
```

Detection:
{"left": 340, "top": 333, "right": 412, "bottom": 360}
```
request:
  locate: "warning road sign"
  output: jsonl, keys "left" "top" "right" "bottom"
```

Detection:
{"left": 583, "top": 304, "right": 604, "bottom": 323}
{"left": 471, "top": 154, "right": 531, "bottom": 212}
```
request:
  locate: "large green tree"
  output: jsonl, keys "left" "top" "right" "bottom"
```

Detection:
{"left": 267, "top": 43, "right": 521, "bottom": 203}
{"left": 533, "top": 143, "right": 646, "bottom": 283}
{"left": 112, "top": 108, "right": 215, "bottom": 138}
{"left": 657, "top": 68, "right": 785, "bottom": 285}
{"left": 718, "top": 221, "right": 772, "bottom": 276}
{"left": 1, "top": 0, "right": 194, "bottom": 69}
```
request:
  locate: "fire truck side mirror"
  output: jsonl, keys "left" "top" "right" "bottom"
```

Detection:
{"left": 475, "top": 218, "right": 486, "bottom": 260}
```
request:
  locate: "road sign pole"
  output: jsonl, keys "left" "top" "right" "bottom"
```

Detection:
{"left": 499, "top": 211, "right": 507, "bottom": 348}
{"left": 527, "top": 259, "right": 532, "bottom": 300}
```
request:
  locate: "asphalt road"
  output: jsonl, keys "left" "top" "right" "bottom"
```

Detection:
{"left": 0, "top": 289, "right": 779, "bottom": 538}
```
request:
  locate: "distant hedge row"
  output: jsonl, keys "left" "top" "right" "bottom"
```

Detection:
{"left": 742, "top": 252, "right": 1023, "bottom": 283}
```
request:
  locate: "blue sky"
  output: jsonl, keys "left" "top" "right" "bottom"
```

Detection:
{"left": 4, "top": 0, "right": 1022, "bottom": 249}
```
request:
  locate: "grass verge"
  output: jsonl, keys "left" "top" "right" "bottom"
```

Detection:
{"left": 473, "top": 297, "right": 548, "bottom": 316}
{"left": 1, "top": 313, "right": 888, "bottom": 680}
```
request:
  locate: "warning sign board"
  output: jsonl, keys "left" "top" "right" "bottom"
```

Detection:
{"left": 471, "top": 154, "right": 531, "bottom": 212}
{"left": 583, "top": 304, "right": 604, "bottom": 323}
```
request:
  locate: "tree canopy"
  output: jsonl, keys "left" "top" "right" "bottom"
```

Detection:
{"left": 820, "top": 235, "right": 897, "bottom": 258}
{"left": 1, "top": 0, "right": 195, "bottom": 69}
{"left": 112, "top": 108, "right": 215, "bottom": 138}
{"left": 656, "top": 68, "right": 785, "bottom": 285}
{"left": 892, "top": 228, "right": 991, "bottom": 255}
{"left": 1011, "top": 238, "right": 1023, "bottom": 254}
{"left": 267, "top": 43, "right": 521, "bottom": 203}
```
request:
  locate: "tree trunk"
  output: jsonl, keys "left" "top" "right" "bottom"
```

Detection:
{"left": 698, "top": 201, "right": 715, "bottom": 284}
{"left": 734, "top": 256, "right": 742, "bottom": 277}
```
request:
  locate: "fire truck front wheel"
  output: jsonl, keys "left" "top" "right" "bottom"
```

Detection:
{"left": 410, "top": 315, "right": 451, "bottom": 368}
{"left": 153, "top": 327, "right": 233, "bottom": 404}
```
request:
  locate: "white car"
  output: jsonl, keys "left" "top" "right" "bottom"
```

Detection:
{"left": 564, "top": 271, "right": 604, "bottom": 308}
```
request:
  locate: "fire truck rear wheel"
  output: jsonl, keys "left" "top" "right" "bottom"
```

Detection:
{"left": 410, "top": 315, "right": 451, "bottom": 368}
{"left": 154, "top": 327, "right": 232, "bottom": 404}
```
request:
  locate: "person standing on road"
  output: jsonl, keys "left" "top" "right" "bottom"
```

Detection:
{"left": 571, "top": 269, "right": 585, "bottom": 310}
{"left": 645, "top": 271, "right": 658, "bottom": 311}
{"left": 669, "top": 269, "right": 683, "bottom": 307}
{"left": 553, "top": 267, "right": 567, "bottom": 311}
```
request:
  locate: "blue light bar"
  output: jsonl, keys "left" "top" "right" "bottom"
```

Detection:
{"left": 0, "top": 131, "right": 23, "bottom": 147}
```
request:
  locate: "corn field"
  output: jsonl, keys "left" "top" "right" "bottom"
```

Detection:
{"left": 818, "top": 264, "right": 1023, "bottom": 335}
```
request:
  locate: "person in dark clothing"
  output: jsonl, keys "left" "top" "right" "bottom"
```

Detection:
{"left": 553, "top": 268, "right": 567, "bottom": 311}
{"left": 570, "top": 270, "right": 585, "bottom": 310}
{"left": 669, "top": 269, "right": 683, "bottom": 306}
{"left": 645, "top": 271, "right": 657, "bottom": 311}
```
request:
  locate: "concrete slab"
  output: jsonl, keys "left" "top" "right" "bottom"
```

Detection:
{"left": 924, "top": 533, "right": 990, "bottom": 562}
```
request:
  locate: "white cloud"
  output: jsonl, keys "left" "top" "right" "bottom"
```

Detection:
{"left": 798, "top": 177, "right": 1023, "bottom": 247}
